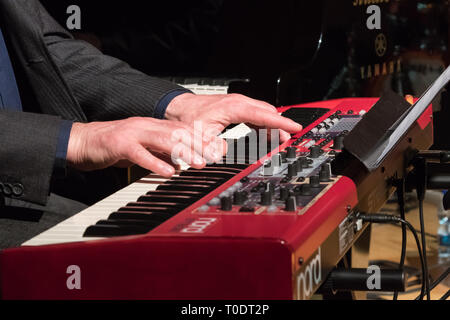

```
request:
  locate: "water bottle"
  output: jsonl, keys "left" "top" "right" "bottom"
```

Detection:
{"left": 425, "top": 191, "right": 450, "bottom": 262}
{"left": 437, "top": 191, "right": 450, "bottom": 260}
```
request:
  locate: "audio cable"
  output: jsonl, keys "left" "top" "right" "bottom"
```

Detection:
{"left": 414, "top": 157, "right": 431, "bottom": 300}
{"left": 414, "top": 267, "right": 449, "bottom": 300}
{"left": 357, "top": 213, "right": 426, "bottom": 300}
{"left": 393, "top": 178, "right": 407, "bottom": 301}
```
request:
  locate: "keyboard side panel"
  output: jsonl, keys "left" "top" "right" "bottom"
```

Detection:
{"left": 0, "top": 238, "right": 291, "bottom": 300}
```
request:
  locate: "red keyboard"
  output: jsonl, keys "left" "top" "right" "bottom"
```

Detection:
{"left": 0, "top": 98, "right": 433, "bottom": 300}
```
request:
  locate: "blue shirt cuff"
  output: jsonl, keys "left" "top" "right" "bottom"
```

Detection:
{"left": 154, "top": 89, "right": 191, "bottom": 119}
{"left": 54, "top": 120, "right": 73, "bottom": 177}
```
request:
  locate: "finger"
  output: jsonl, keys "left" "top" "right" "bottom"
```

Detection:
{"left": 152, "top": 151, "right": 182, "bottom": 171}
{"left": 139, "top": 130, "right": 207, "bottom": 169}
{"left": 171, "top": 126, "right": 222, "bottom": 163}
{"left": 279, "top": 130, "right": 292, "bottom": 143}
{"left": 124, "top": 144, "right": 175, "bottom": 177}
{"left": 232, "top": 108, "right": 302, "bottom": 133}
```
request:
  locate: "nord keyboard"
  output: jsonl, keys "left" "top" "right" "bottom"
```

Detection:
{"left": 0, "top": 98, "right": 433, "bottom": 300}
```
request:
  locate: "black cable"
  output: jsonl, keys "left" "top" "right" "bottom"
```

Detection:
{"left": 357, "top": 213, "right": 426, "bottom": 300}
{"left": 413, "top": 157, "right": 431, "bottom": 300}
{"left": 415, "top": 267, "right": 450, "bottom": 300}
{"left": 390, "top": 223, "right": 438, "bottom": 240}
{"left": 394, "top": 218, "right": 426, "bottom": 300}
{"left": 418, "top": 198, "right": 431, "bottom": 300}
{"left": 440, "top": 289, "right": 450, "bottom": 300}
{"left": 394, "top": 179, "right": 407, "bottom": 301}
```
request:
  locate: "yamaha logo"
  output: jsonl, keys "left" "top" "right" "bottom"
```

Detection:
{"left": 296, "top": 247, "right": 322, "bottom": 300}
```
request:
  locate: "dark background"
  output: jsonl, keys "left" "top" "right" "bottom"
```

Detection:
{"left": 41, "top": 0, "right": 449, "bottom": 149}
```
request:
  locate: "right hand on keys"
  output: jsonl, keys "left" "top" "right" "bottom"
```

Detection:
{"left": 66, "top": 117, "right": 226, "bottom": 177}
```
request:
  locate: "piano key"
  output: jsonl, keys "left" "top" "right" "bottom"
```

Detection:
{"left": 170, "top": 176, "right": 223, "bottom": 182}
{"left": 109, "top": 211, "right": 172, "bottom": 222}
{"left": 145, "top": 190, "right": 203, "bottom": 197}
{"left": 83, "top": 224, "right": 152, "bottom": 237}
{"left": 137, "top": 195, "right": 198, "bottom": 204}
{"left": 165, "top": 179, "right": 219, "bottom": 186}
{"left": 157, "top": 184, "right": 213, "bottom": 192}
{"left": 96, "top": 219, "right": 161, "bottom": 228}
{"left": 117, "top": 206, "right": 176, "bottom": 214}
{"left": 125, "top": 202, "right": 186, "bottom": 210}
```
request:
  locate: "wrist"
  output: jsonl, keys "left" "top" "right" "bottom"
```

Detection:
{"left": 165, "top": 92, "right": 195, "bottom": 121}
{"left": 66, "top": 122, "right": 87, "bottom": 167}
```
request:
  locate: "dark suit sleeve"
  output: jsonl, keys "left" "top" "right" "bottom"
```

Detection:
{"left": 35, "top": 2, "right": 189, "bottom": 122}
{"left": 0, "top": 111, "right": 63, "bottom": 205}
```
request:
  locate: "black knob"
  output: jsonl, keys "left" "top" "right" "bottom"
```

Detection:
{"left": 333, "top": 136, "right": 345, "bottom": 150}
{"left": 279, "top": 152, "right": 288, "bottom": 163}
{"left": 310, "top": 145, "right": 321, "bottom": 159}
{"left": 221, "top": 196, "right": 233, "bottom": 211}
{"left": 285, "top": 196, "right": 297, "bottom": 212}
{"left": 295, "top": 160, "right": 303, "bottom": 173}
{"left": 286, "top": 147, "right": 297, "bottom": 159}
{"left": 233, "top": 191, "right": 248, "bottom": 205}
{"left": 299, "top": 184, "right": 312, "bottom": 196}
{"left": 280, "top": 187, "right": 290, "bottom": 201}
{"left": 319, "top": 164, "right": 331, "bottom": 182}
{"left": 258, "top": 182, "right": 267, "bottom": 189}
{"left": 310, "top": 175, "right": 320, "bottom": 188}
{"left": 298, "top": 157, "right": 309, "bottom": 169}
{"left": 287, "top": 163, "right": 297, "bottom": 178}
{"left": 261, "top": 191, "right": 273, "bottom": 206}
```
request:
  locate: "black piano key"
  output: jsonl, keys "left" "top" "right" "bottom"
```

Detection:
{"left": 146, "top": 190, "right": 203, "bottom": 197}
{"left": 109, "top": 211, "right": 170, "bottom": 222}
{"left": 96, "top": 219, "right": 161, "bottom": 228}
{"left": 126, "top": 202, "right": 185, "bottom": 211}
{"left": 179, "top": 170, "right": 236, "bottom": 179}
{"left": 170, "top": 176, "right": 223, "bottom": 182}
{"left": 118, "top": 206, "right": 177, "bottom": 214}
{"left": 83, "top": 224, "right": 152, "bottom": 237}
{"left": 138, "top": 195, "right": 198, "bottom": 204}
{"left": 157, "top": 184, "right": 213, "bottom": 192}
{"left": 166, "top": 179, "right": 218, "bottom": 186}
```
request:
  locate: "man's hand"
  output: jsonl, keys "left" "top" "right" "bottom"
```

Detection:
{"left": 165, "top": 93, "right": 302, "bottom": 142}
{"left": 67, "top": 117, "right": 226, "bottom": 177}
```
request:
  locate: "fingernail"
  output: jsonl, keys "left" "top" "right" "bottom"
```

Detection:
{"left": 205, "top": 149, "right": 219, "bottom": 162}
{"left": 193, "top": 155, "right": 204, "bottom": 166}
{"left": 162, "top": 166, "right": 174, "bottom": 176}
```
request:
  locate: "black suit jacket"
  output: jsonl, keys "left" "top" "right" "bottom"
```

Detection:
{"left": 0, "top": 0, "right": 185, "bottom": 205}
